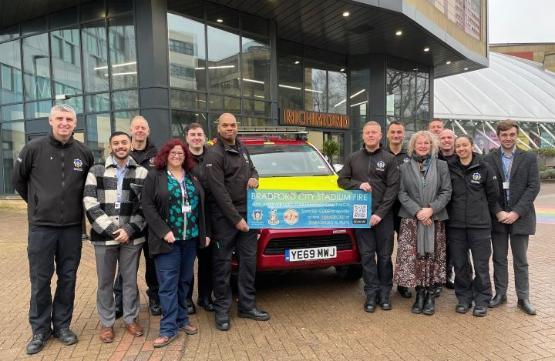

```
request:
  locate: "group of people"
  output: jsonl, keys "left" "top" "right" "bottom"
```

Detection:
{"left": 338, "top": 118, "right": 540, "bottom": 318}
{"left": 14, "top": 105, "right": 267, "bottom": 354}
{"left": 14, "top": 104, "right": 540, "bottom": 356}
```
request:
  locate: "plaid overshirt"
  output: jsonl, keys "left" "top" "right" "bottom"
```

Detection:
{"left": 83, "top": 155, "right": 148, "bottom": 246}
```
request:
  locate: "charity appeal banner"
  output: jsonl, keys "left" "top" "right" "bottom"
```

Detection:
{"left": 247, "top": 189, "right": 372, "bottom": 229}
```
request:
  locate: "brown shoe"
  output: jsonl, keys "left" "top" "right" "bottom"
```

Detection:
{"left": 179, "top": 323, "right": 198, "bottom": 335}
{"left": 153, "top": 335, "right": 176, "bottom": 348}
{"left": 99, "top": 327, "right": 114, "bottom": 343}
{"left": 125, "top": 322, "right": 144, "bottom": 337}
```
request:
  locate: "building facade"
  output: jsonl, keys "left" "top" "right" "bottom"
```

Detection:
{"left": 0, "top": 0, "right": 488, "bottom": 194}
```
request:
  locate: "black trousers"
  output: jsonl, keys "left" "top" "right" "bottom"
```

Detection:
{"left": 355, "top": 213, "right": 394, "bottom": 300}
{"left": 491, "top": 232, "right": 529, "bottom": 300}
{"left": 212, "top": 212, "right": 257, "bottom": 315}
{"left": 114, "top": 237, "right": 159, "bottom": 305}
{"left": 187, "top": 244, "right": 213, "bottom": 301}
{"left": 448, "top": 227, "right": 492, "bottom": 307}
{"left": 28, "top": 225, "right": 82, "bottom": 335}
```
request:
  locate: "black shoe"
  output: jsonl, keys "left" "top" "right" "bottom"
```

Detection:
{"left": 197, "top": 298, "right": 215, "bottom": 312}
{"left": 186, "top": 299, "right": 196, "bottom": 315}
{"left": 238, "top": 308, "right": 270, "bottom": 321}
{"left": 517, "top": 299, "right": 537, "bottom": 315}
{"left": 26, "top": 332, "right": 50, "bottom": 355}
{"left": 434, "top": 286, "right": 442, "bottom": 298}
{"left": 455, "top": 303, "right": 471, "bottom": 314}
{"left": 444, "top": 280, "right": 455, "bottom": 289}
{"left": 149, "top": 299, "right": 162, "bottom": 316}
{"left": 411, "top": 288, "right": 426, "bottom": 314}
{"left": 397, "top": 286, "right": 412, "bottom": 299}
{"left": 473, "top": 305, "right": 488, "bottom": 317}
{"left": 488, "top": 294, "right": 507, "bottom": 308}
{"left": 53, "top": 328, "right": 78, "bottom": 346}
{"left": 422, "top": 291, "right": 435, "bottom": 315}
{"left": 379, "top": 297, "right": 392, "bottom": 311}
{"left": 364, "top": 296, "right": 376, "bottom": 313}
{"left": 215, "top": 314, "right": 230, "bottom": 331}
{"left": 115, "top": 305, "right": 123, "bottom": 320}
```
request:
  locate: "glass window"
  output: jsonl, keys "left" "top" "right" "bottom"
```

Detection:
{"left": 1, "top": 104, "right": 24, "bottom": 122}
{"left": 2, "top": 121, "right": 25, "bottom": 193}
{"left": 168, "top": 14, "right": 206, "bottom": 91}
{"left": 241, "top": 37, "right": 270, "bottom": 100}
{"left": 55, "top": 96, "right": 83, "bottom": 115}
{"left": 114, "top": 110, "right": 139, "bottom": 132}
{"left": 51, "top": 29, "right": 82, "bottom": 96}
{"left": 82, "top": 21, "right": 109, "bottom": 92}
{"left": 207, "top": 26, "right": 240, "bottom": 96}
{"left": 0, "top": 40, "right": 23, "bottom": 105}
{"left": 23, "top": 34, "right": 51, "bottom": 101}
{"left": 208, "top": 95, "right": 240, "bottom": 113}
{"left": 242, "top": 99, "right": 270, "bottom": 118}
{"left": 171, "top": 110, "right": 208, "bottom": 138}
{"left": 112, "top": 89, "right": 138, "bottom": 110}
{"left": 85, "top": 93, "right": 111, "bottom": 113}
{"left": 349, "top": 68, "right": 370, "bottom": 150}
{"left": 304, "top": 67, "right": 327, "bottom": 112}
{"left": 86, "top": 113, "right": 111, "bottom": 162}
{"left": 109, "top": 15, "right": 137, "bottom": 90}
{"left": 25, "top": 100, "right": 52, "bottom": 119}
{"left": 327, "top": 70, "right": 347, "bottom": 114}
{"left": 240, "top": 117, "right": 272, "bottom": 127}
{"left": 171, "top": 89, "right": 207, "bottom": 111}
{"left": 278, "top": 55, "right": 303, "bottom": 111}
{"left": 416, "top": 72, "right": 430, "bottom": 121}
{"left": 248, "top": 144, "right": 333, "bottom": 177}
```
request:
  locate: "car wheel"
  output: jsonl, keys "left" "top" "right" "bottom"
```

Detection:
{"left": 335, "top": 264, "right": 363, "bottom": 280}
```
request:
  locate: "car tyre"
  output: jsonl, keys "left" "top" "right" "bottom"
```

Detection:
{"left": 335, "top": 264, "right": 363, "bottom": 280}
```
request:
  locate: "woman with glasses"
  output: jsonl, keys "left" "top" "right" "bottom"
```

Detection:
{"left": 142, "top": 139, "right": 209, "bottom": 347}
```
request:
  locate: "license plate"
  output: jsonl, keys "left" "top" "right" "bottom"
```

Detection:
{"left": 285, "top": 246, "right": 337, "bottom": 262}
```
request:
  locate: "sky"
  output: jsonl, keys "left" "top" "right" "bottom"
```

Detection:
{"left": 489, "top": 0, "right": 555, "bottom": 43}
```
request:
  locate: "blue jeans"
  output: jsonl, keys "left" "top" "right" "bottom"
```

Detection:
{"left": 155, "top": 239, "right": 198, "bottom": 337}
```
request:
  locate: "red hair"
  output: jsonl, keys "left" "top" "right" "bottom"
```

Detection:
{"left": 153, "top": 138, "right": 194, "bottom": 172}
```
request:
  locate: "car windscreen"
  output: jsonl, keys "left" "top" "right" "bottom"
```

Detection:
{"left": 247, "top": 144, "right": 333, "bottom": 177}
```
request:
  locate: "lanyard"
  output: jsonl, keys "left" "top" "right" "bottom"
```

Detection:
{"left": 167, "top": 170, "right": 189, "bottom": 207}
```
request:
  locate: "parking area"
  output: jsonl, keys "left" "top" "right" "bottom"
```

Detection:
{"left": 0, "top": 183, "right": 554, "bottom": 361}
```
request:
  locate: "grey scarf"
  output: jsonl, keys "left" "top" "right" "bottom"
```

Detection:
{"left": 409, "top": 157, "right": 439, "bottom": 256}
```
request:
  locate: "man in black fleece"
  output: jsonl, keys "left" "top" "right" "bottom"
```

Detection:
{"left": 338, "top": 121, "right": 400, "bottom": 313}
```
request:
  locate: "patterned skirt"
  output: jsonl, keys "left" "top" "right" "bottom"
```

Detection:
{"left": 393, "top": 218, "right": 447, "bottom": 288}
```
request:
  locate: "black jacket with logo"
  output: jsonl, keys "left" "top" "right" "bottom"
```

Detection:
{"left": 204, "top": 136, "right": 258, "bottom": 226}
{"left": 13, "top": 133, "right": 94, "bottom": 227}
{"left": 130, "top": 138, "right": 157, "bottom": 170}
{"left": 447, "top": 154, "right": 502, "bottom": 229}
{"left": 337, "top": 147, "right": 399, "bottom": 218}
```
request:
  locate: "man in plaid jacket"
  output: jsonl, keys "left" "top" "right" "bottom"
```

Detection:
{"left": 83, "top": 131, "right": 148, "bottom": 343}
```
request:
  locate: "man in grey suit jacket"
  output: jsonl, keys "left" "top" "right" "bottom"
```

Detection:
{"left": 484, "top": 120, "right": 540, "bottom": 315}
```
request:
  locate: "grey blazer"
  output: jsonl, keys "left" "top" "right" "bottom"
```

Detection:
{"left": 398, "top": 158, "right": 452, "bottom": 221}
{"left": 484, "top": 148, "right": 540, "bottom": 235}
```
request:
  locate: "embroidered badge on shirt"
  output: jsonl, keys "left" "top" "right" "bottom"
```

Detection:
{"left": 471, "top": 172, "right": 482, "bottom": 184}
{"left": 376, "top": 160, "right": 385, "bottom": 171}
{"left": 73, "top": 158, "right": 83, "bottom": 171}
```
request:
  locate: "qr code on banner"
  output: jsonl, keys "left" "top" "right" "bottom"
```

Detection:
{"left": 352, "top": 204, "right": 368, "bottom": 219}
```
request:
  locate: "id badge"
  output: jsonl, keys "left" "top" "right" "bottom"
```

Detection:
{"left": 502, "top": 181, "right": 510, "bottom": 190}
{"left": 182, "top": 204, "right": 191, "bottom": 213}
{"left": 114, "top": 202, "right": 121, "bottom": 210}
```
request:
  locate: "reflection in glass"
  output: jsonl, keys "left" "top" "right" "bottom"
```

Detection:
{"left": 85, "top": 93, "right": 110, "bottom": 113}
{"left": 208, "top": 95, "right": 240, "bottom": 113}
{"left": 23, "top": 34, "right": 51, "bottom": 100}
{"left": 327, "top": 71, "right": 347, "bottom": 114}
{"left": 0, "top": 40, "right": 23, "bottom": 105}
{"left": 278, "top": 55, "right": 303, "bottom": 110}
{"left": 82, "top": 21, "right": 109, "bottom": 92}
{"left": 1, "top": 104, "right": 24, "bottom": 121}
{"left": 109, "top": 15, "right": 137, "bottom": 89}
{"left": 55, "top": 96, "right": 83, "bottom": 114}
{"left": 242, "top": 99, "right": 270, "bottom": 118}
{"left": 114, "top": 110, "right": 139, "bottom": 133}
{"left": 51, "top": 29, "right": 82, "bottom": 96}
{"left": 25, "top": 101, "right": 52, "bottom": 119}
{"left": 86, "top": 113, "right": 111, "bottom": 162}
{"left": 349, "top": 69, "right": 370, "bottom": 151}
{"left": 207, "top": 26, "right": 240, "bottom": 96}
{"left": 2, "top": 121, "right": 25, "bottom": 193}
{"left": 112, "top": 89, "right": 138, "bottom": 110}
{"left": 171, "top": 110, "right": 208, "bottom": 138}
{"left": 241, "top": 37, "right": 270, "bottom": 99}
{"left": 304, "top": 67, "right": 327, "bottom": 112}
{"left": 171, "top": 89, "right": 206, "bottom": 111}
{"left": 168, "top": 14, "right": 206, "bottom": 91}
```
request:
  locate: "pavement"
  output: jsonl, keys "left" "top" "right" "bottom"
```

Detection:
{"left": 0, "top": 183, "right": 554, "bottom": 360}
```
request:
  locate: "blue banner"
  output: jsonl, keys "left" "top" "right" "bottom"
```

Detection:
{"left": 247, "top": 189, "right": 372, "bottom": 229}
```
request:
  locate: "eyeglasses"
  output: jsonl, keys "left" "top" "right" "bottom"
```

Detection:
{"left": 169, "top": 151, "right": 184, "bottom": 157}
